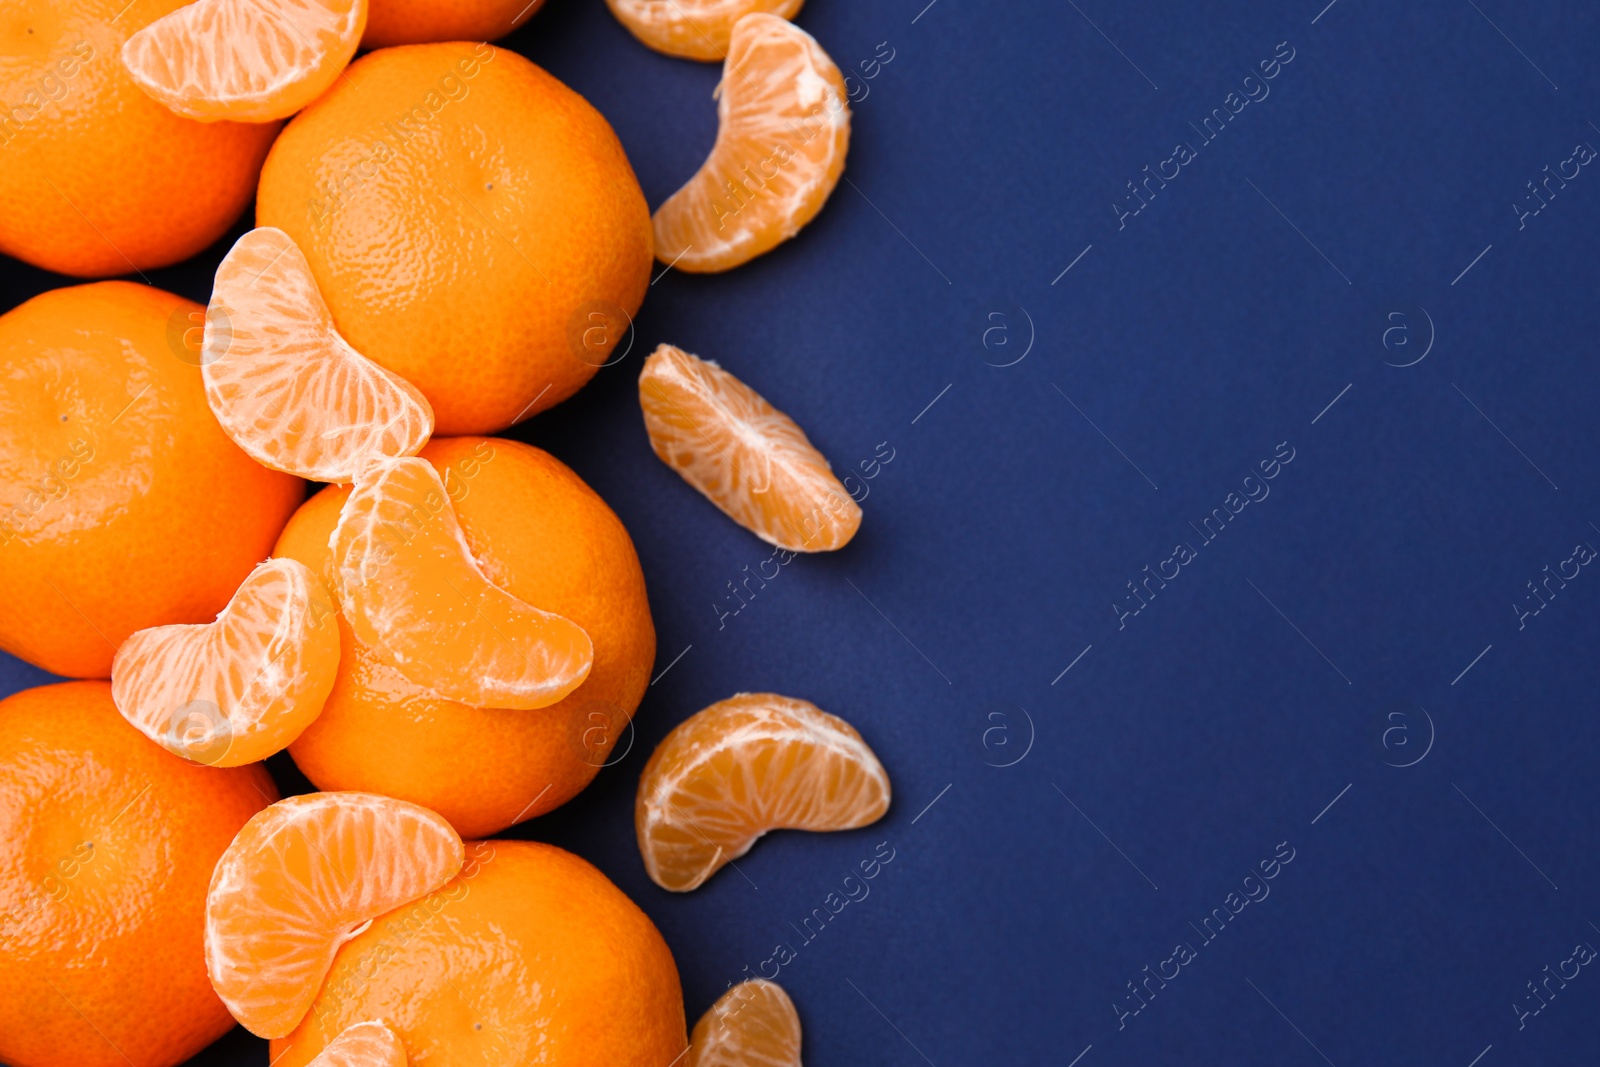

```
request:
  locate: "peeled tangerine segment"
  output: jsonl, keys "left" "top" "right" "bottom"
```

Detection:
{"left": 652, "top": 13, "right": 850, "bottom": 272}
{"left": 205, "top": 792, "right": 464, "bottom": 1038}
{"left": 332, "top": 456, "right": 593, "bottom": 710}
{"left": 308, "top": 1021, "right": 407, "bottom": 1067}
{"left": 111, "top": 557, "right": 339, "bottom": 768}
{"left": 636, "top": 693, "right": 890, "bottom": 892}
{"left": 640, "top": 344, "right": 860, "bottom": 552}
{"left": 689, "top": 979, "right": 802, "bottom": 1067}
{"left": 122, "top": 0, "right": 367, "bottom": 122}
{"left": 605, "top": 0, "right": 803, "bottom": 62}
{"left": 203, "top": 227, "right": 434, "bottom": 482}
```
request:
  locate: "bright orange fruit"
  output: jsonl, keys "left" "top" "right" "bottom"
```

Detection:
{"left": 639, "top": 344, "right": 860, "bottom": 552}
{"left": 271, "top": 841, "right": 687, "bottom": 1067}
{"left": 203, "top": 227, "right": 435, "bottom": 482}
{"left": 205, "top": 791, "right": 465, "bottom": 1038}
{"left": 652, "top": 13, "right": 849, "bottom": 272}
{"left": 307, "top": 1021, "right": 406, "bottom": 1067}
{"left": 0, "top": 0, "right": 279, "bottom": 277}
{"left": 122, "top": 0, "right": 366, "bottom": 122}
{"left": 0, "top": 681, "right": 277, "bottom": 1067}
{"left": 274, "top": 437, "right": 655, "bottom": 838}
{"left": 330, "top": 455, "right": 593, "bottom": 710}
{"left": 256, "top": 43, "right": 652, "bottom": 433}
{"left": 362, "top": 0, "right": 543, "bottom": 47}
{"left": 110, "top": 557, "right": 341, "bottom": 767}
{"left": 636, "top": 693, "right": 890, "bottom": 892}
{"left": 0, "top": 282, "right": 304, "bottom": 679}
{"left": 605, "top": 0, "right": 802, "bottom": 61}
{"left": 688, "top": 979, "right": 802, "bottom": 1067}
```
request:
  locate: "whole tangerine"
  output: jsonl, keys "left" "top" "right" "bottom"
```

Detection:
{"left": 0, "top": 681, "right": 278, "bottom": 1067}
{"left": 256, "top": 43, "right": 652, "bottom": 435}
{"left": 0, "top": 0, "right": 278, "bottom": 277}
{"left": 0, "top": 282, "right": 305, "bottom": 679}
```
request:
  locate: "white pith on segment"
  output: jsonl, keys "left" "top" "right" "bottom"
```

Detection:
{"left": 202, "top": 227, "right": 433, "bottom": 483}
{"left": 651, "top": 13, "right": 850, "bottom": 270}
{"left": 637, "top": 693, "right": 890, "bottom": 892}
{"left": 204, "top": 792, "right": 464, "bottom": 1039}
{"left": 639, "top": 344, "right": 860, "bottom": 552}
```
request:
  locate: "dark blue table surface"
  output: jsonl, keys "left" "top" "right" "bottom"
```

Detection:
{"left": 5, "top": 1, "right": 1600, "bottom": 1064}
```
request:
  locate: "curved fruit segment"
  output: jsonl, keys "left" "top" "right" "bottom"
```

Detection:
{"left": 636, "top": 693, "right": 890, "bottom": 892}
{"left": 605, "top": 0, "right": 803, "bottom": 62}
{"left": 689, "top": 979, "right": 802, "bottom": 1067}
{"left": 652, "top": 13, "right": 849, "bottom": 272}
{"left": 308, "top": 1021, "right": 407, "bottom": 1067}
{"left": 331, "top": 456, "right": 593, "bottom": 709}
{"left": 203, "top": 227, "right": 434, "bottom": 482}
{"left": 640, "top": 344, "right": 860, "bottom": 552}
{"left": 122, "top": 0, "right": 367, "bottom": 123}
{"left": 111, "top": 558, "right": 340, "bottom": 767}
{"left": 205, "top": 792, "right": 464, "bottom": 1038}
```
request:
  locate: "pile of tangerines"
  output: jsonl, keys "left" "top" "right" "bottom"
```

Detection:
{"left": 0, "top": 1, "right": 889, "bottom": 1065}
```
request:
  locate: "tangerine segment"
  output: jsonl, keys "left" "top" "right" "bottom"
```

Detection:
{"left": 122, "top": 0, "right": 367, "bottom": 122}
{"left": 640, "top": 345, "right": 860, "bottom": 552}
{"left": 636, "top": 693, "right": 890, "bottom": 892}
{"left": 307, "top": 1021, "right": 406, "bottom": 1067}
{"left": 205, "top": 792, "right": 465, "bottom": 1038}
{"left": 605, "top": 0, "right": 803, "bottom": 62}
{"left": 204, "top": 227, "right": 435, "bottom": 482}
{"left": 331, "top": 457, "right": 593, "bottom": 710}
{"left": 652, "top": 13, "right": 849, "bottom": 272}
{"left": 111, "top": 557, "right": 340, "bottom": 767}
{"left": 689, "top": 980, "right": 802, "bottom": 1067}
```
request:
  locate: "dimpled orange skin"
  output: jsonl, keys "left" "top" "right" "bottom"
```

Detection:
{"left": 273, "top": 437, "right": 655, "bottom": 838}
{"left": 0, "top": 1, "right": 278, "bottom": 277}
{"left": 362, "top": 0, "right": 545, "bottom": 47}
{"left": 0, "top": 681, "right": 278, "bottom": 1067}
{"left": 256, "top": 43, "right": 653, "bottom": 435}
{"left": 271, "top": 840, "right": 686, "bottom": 1067}
{"left": 0, "top": 283, "right": 306, "bottom": 679}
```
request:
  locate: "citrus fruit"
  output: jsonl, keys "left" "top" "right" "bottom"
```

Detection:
{"left": 0, "top": 0, "right": 278, "bottom": 276}
{"left": 652, "top": 13, "right": 848, "bottom": 272}
{"left": 256, "top": 43, "right": 652, "bottom": 434}
{"left": 689, "top": 979, "right": 802, "bottom": 1067}
{"left": 0, "top": 282, "right": 305, "bottom": 679}
{"left": 203, "top": 226, "right": 435, "bottom": 482}
{"left": 110, "top": 557, "right": 341, "bottom": 767}
{"left": 205, "top": 791, "right": 465, "bottom": 1038}
{"left": 307, "top": 1021, "right": 406, "bottom": 1067}
{"left": 637, "top": 692, "right": 890, "bottom": 891}
{"left": 121, "top": 0, "right": 366, "bottom": 123}
{"left": 606, "top": 0, "right": 802, "bottom": 61}
{"left": 639, "top": 344, "right": 860, "bottom": 552}
{"left": 274, "top": 437, "right": 655, "bottom": 838}
{"left": 331, "top": 456, "right": 593, "bottom": 709}
{"left": 362, "top": 0, "right": 542, "bottom": 47}
{"left": 0, "top": 681, "right": 277, "bottom": 1067}
{"left": 271, "top": 840, "right": 687, "bottom": 1067}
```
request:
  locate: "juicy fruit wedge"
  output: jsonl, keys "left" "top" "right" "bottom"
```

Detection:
{"left": 203, "top": 227, "right": 434, "bottom": 482}
{"left": 205, "top": 792, "right": 464, "bottom": 1038}
{"left": 640, "top": 344, "right": 860, "bottom": 552}
{"left": 331, "top": 456, "right": 594, "bottom": 709}
{"left": 111, "top": 558, "right": 340, "bottom": 767}
{"left": 636, "top": 693, "right": 890, "bottom": 891}
{"left": 308, "top": 1021, "right": 407, "bottom": 1067}
{"left": 652, "top": 13, "right": 849, "bottom": 272}
{"left": 689, "top": 979, "right": 802, "bottom": 1067}
{"left": 122, "top": 0, "right": 367, "bottom": 123}
{"left": 605, "top": 0, "right": 803, "bottom": 62}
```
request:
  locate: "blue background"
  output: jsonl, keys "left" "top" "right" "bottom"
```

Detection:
{"left": 4, "top": 0, "right": 1600, "bottom": 1064}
